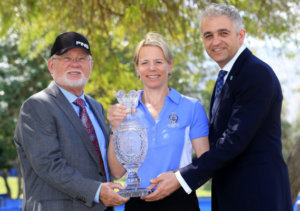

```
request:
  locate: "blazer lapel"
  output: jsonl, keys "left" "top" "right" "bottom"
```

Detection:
{"left": 209, "top": 48, "right": 251, "bottom": 125}
{"left": 85, "top": 96, "right": 109, "bottom": 145}
{"left": 210, "top": 83, "right": 228, "bottom": 124}
{"left": 85, "top": 96, "right": 110, "bottom": 177}
{"left": 45, "top": 82, "right": 101, "bottom": 169}
{"left": 209, "top": 86, "right": 217, "bottom": 124}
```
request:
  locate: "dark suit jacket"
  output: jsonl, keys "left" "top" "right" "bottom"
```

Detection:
{"left": 14, "top": 82, "right": 111, "bottom": 211}
{"left": 180, "top": 48, "right": 293, "bottom": 211}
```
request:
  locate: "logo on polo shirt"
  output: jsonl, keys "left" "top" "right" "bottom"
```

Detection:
{"left": 168, "top": 112, "right": 179, "bottom": 128}
{"left": 76, "top": 41, "right": 89, "bottom": 49}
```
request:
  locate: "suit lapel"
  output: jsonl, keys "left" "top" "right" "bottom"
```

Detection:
{"left": 85, "top": 96, "right": 111, "bottom": 178}
{"left": 210, "top": 83, "right": 228, "bottom": 124}
{"left": 209, "top": 48, "right": 252, "bottom": 124}
{"left": 45, "top": 82, "right": 101, "bottom": 169}
{"left": 209, "top": 86, "right": 216, "bottom": 123}
{"left": 85, "top": 96, "right": 109, "bottom": 146}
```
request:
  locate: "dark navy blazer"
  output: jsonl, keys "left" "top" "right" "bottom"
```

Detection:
{"left": 180, "top": 48, "right": 293, "bottom": 211}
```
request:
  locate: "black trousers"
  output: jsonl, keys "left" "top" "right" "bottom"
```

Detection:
{"left": 125, "top": 188, "right": 200, "bottom": 211}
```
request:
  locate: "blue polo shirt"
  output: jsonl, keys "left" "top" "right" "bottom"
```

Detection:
{"left": 136, "top": 88, "right": 208, "bottom": 188}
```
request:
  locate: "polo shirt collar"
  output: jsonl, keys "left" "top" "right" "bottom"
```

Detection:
{"left": 138, "top": 88, "right": 181, "bottom": 105}
{"left": 167, "top": 88, "right": 181, "bottom": 104}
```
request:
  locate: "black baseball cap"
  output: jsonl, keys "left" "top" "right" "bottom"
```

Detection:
{"left": 50, "top": 32, "right": 92, "bottom": 57}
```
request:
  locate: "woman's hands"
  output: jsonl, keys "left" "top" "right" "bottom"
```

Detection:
{"left": 107, "top": 104, "right": 128, "bottom": 131}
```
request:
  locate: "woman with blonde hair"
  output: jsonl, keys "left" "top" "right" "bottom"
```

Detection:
{"left": 107, "top": 32, "right": 209, "bottom": 211}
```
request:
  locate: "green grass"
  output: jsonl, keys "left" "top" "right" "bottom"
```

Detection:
{"left": 196, "top": 180, "right": 211, "bottom": 197}
{"left": 0, "top": 176, "right": 211, "bottom": 199}
{"left": 0, "top": 176, "right": 22, "bottom": 199}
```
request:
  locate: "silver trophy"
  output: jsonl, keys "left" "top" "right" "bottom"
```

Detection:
{"left": 113, "top": 90, "right": 151, "bottom": 197}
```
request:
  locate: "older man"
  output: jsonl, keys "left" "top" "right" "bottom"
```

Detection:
{"left": 14, "top": 32, "right": 128, "bottom": 211}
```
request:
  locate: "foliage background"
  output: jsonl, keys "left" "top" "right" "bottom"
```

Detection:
{"left": 0, "top": 0, "right": 299, "bottom": 203}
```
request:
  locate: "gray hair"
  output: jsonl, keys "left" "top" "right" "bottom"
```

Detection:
{"left": 134, "top": 32, "right": 173, "bottom": 65}
{"left": 200, "top": 3, "right": 244, "bottom": 33}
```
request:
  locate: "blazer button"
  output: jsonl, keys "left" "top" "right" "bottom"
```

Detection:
{"left": 99, "top": 171, "right": 103, "bottom": 176}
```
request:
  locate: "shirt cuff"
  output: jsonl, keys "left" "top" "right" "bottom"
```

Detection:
{"left": 175, "top": 171, "right": 192, "bottom": 194}
{"left": 94, "top": 183, "right": 102, "bottom": 203}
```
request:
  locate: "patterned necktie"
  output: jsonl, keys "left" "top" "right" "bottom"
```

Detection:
{"left": 73, "top": 98, "right": 106, "bottom": 178}
{"left": 215, "top": 70, "right": 228, "bottom": 99}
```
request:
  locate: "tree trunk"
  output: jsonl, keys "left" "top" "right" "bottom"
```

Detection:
{"left": 287, "top": 139, "right": 300, "bottom": 204}
{"left": 2, "top": 170, "right": 11, "bottom": 198}
{"left": 17, "top": 160, "right": 23, "bottom": 198}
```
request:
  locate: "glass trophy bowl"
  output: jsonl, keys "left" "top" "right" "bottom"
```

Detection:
{"left": 113, "top": 90, "right": 151, "bottom": 197}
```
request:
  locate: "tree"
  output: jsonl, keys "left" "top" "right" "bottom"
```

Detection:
{"left": 0, "top": 34, "right": 51, "bottom": 198}
{"left": 1, "top": 0, "right": 298, "bottom": 108}
{"left": 286, "top": 107, "right": 300, "bottom": 203}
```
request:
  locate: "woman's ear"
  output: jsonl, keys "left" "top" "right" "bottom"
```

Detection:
{"left": 168, "top": 61, "right": 174, "bottom": 76}
{"left": 135, "top": 66, "right": 140, "bottom": 79}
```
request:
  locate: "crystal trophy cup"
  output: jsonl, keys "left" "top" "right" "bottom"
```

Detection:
{"left": 113, "top": 90, "right": 151, "bottom": 197}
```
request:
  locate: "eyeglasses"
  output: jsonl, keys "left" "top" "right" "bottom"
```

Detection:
{"left": 52, "top": 56, "right": 91, "bottom": 64}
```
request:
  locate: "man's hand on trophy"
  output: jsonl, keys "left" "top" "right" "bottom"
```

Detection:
{"left": 141, "top": 171, "right": 181, "bottom": 201}
{"left": 99, "top": 182, "right": 129, "bottom": 206}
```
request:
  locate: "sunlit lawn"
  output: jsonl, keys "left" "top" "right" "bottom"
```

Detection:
{"left": 0, "top": 176, "right": 211, "bottom": 199}
{"left": 0, "top": 177, "right": 22, "bottom": 199}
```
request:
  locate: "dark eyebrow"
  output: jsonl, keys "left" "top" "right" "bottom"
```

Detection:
{"left": 202, "top": 31, "right": 212, "bottom": 37}
{"left": 203, "top": 28, "right": 231, "bottom": 37}
{"left": 218, "top": 28, "right": 231, "bottom": 33}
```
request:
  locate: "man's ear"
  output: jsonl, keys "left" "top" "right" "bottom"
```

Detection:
{"left": 238, "top": 29, "right": 246, "bottom": 46}
{"left": 90, "top": 60, "right": 94, "bottom": 71}
{"left": 48, "top": 59, "right": 54, "bottom": 75}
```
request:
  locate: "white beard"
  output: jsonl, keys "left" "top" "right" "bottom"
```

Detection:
{"left": 53, "top": 69, "right": 90, "bottom": 88}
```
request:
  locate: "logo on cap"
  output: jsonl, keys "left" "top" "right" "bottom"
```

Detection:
{"left": 76, "top": 41, "right": 89, "bottom": 50}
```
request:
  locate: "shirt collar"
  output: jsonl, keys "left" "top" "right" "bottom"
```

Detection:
{"left": 55, "top": 83, "right": 85, "bottom": 104}
{"left": 222, "top": 45, "right": 246, "bottom": 72}
{"left": 167, "top": 88, "right": 181, "bottom": 104}
{"left": 138, "top": 88, "right": 181, "bottom": 105}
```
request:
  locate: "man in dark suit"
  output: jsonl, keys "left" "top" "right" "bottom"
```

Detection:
{"left": 14, "top": 32, "right": 128, "bottom": 211}
{"left": 142, "top": 4, "right": 293, "bottom": 211}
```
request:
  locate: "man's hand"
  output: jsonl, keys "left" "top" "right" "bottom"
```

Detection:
{"left": 99, "top": 182, "right": 129, "bottom": 206}
{"left": 141, "top": 171, "right": 181, "bottom": 201}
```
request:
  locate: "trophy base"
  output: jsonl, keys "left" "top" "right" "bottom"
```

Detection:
{"left": 118, "top": 187, "right": 152, "bottom": 198}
